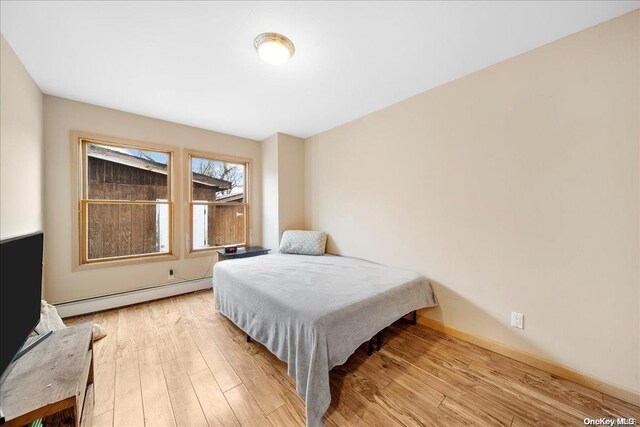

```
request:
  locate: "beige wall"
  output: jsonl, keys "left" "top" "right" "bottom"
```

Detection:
{"left": 277, "top": 133, "right": 305, "bottom": 236}
{"left": 305, "top": 11, "right": 639, "bottom": 394}
{"left": 261, "top": 133, "right": 305, "bottom": 251}
{"left": 261, "top": 133, "right": 280, "bottom": 251}
{"left": 0, "top": 34, "right": 43, "bottom": 240}
{"left": 43, "top": 96, "right": 262, "bottom": 303}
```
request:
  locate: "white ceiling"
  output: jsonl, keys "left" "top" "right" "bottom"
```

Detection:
{"left": 1, "top": 1, "right": 637, "bottom": 140}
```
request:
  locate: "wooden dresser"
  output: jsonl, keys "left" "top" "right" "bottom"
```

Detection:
{"left": 1, "top": 323, "right": 94, "bottom": 427}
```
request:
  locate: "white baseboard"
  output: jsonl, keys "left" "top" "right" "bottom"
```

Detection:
{"left": 55, "top": 277, "right": 213, "bottom": 318}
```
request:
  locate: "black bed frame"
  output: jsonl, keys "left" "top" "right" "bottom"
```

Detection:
{"left": 245, "top": 309, "right": 417, "bottom": 356}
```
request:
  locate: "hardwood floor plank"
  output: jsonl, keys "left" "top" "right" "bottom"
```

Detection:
{"left": 181, "top": 351, "right": 208, "bottom": 375}
{"left": 520, "top": 372, "right": 611, "bottom": 418}
{"left": 224, "top": 384, "right": 271, "bottom": 427}
{"left": 380, "top": 380, "right": 456, "bottom": 427}
{"left": 92, "top": 309, "right": 119, "bottom": 416}
{"left": 92, "top": 309, "right": 119, "bottom": 360}
{"left": 378, "top": 330, "right": 426, "bottom": 364}
{"left": 190, "top": 368, "right": 240, "bottom": 427}
{"left": 169, "top": 317, "right": 208, "bottom": 374}
{"left": 438, "top": 395, "right": 511, "bottom": 426}
{"left": 323, "top": 398, "right": 371, "bottom": 427}
{"left": 465, "top": 372, "right": 581, "bottom": 425}
{"left": 84, "top": 292, "right": 640, "bottom": 427}
{"left": 329, "top": 367, "right": 413, "bottom": 427}
{"left": 149, "top": 297, "right": 175, "bottom": 328}
{"left": 390, "top": 322, "right": 492, "bottom": 364}
{"left": 179, "top": 311, "right": 207, "bottom": 332}
{"left": 189, "top": 323, "right": 242, "bottom": 391}
{"left": 156, "top": 325, "right": 181, "bottom": 363}
{"left": 376, "top": 349, "right": 454, "bottom": 403}
{"left": 189, "top": 298, "right": 216, "bottom": 319}
{"left": 136, "top": 328, "right": 158, "bottom": 350}
{"left": 113, "top": 352, "right": 144, "bottom": 427}
{"left": 602, "top": 394, "right": 640, "bottom": 420}
{"left": 414, "top": 352, "right": 476, "bottom": 388}
{"left": 205, "top": 316, "right": 286, "bottom": 414}
{"left": 275, "top": 391, "right": 308, "bottom": 425}
{"left": 172, "top": 314, "right": 204, "bottom": 351}
{"left": 131, "top": 302, "right": 154, "bottom": 331}
{"left": 467, "top": 357, "right": 530, "bottom": 383}
{"left": 346, "top": 351, "right": 394, "bottom": 390}
{"left": 250, "top": 344, "right": 297, "bottom": 392}
{"left": 418, "top": 341, "right": 473, "bottom": 370}
{"left": 116, "top": 306, "right": 139, "bottom": 358}
{"left": 414, "top": 349, "right": 512, "bottom": 417}
{"left": 92, "top": 410, "right": 113, "bottom": 427}
{"left": 218, "top": 316, "right": 263, "bottom": 360}
{"left": 172, "top": 295, "right": 194, "bottom": 315}
{"left": 138, "top": 346, "right": 177, "bottom": 427}
{"left": 267, "top": 404, "right": 305, "bottom": 427}
{"left": 511, "top": 416, "right": 533, "bottom": 427}
{"left": 484, "top": 369, "right": 592, "bottom": 421}
{"left": 162, "top": 357, "right": 209, "bottom": 427}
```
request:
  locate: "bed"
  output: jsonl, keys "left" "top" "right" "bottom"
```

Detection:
{"left": 212, "top": 253, "right": 437, "bottom": 427}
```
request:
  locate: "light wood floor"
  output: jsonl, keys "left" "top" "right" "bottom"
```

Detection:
{"left": 65, "top": 291, "right": 639, "bottom": 427}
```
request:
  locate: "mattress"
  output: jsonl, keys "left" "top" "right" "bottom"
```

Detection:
{"left": 212, "top": 253, "right": 437, "bottom": 427}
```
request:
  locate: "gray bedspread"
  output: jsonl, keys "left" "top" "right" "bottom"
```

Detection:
{"left": 212, "top": 254, "right": 437, "bottom": 427}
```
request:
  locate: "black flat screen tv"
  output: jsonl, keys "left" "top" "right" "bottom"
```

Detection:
{"left": 0, "top": 231, "right": 44, "bottom": 382}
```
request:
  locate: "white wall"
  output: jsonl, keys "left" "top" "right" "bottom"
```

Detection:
{"left": 0, "top": 34, "right": 43, "bottom": 240}
{"left": 261, "top": 133, "right": 305, "bottom": 250}
{"left": 43, "top": 96, "right": 262, "bottom": 303}
{"left": 305, "top": 11, "right": 639, "bottom": 394}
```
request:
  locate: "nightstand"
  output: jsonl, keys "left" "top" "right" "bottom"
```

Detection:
{"left": 217, "top": 246, "right": 271, "bottom": 261}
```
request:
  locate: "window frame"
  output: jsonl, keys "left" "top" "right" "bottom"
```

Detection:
{"left": 185, "top": 149, "right": 251, "bottom": 255}
{"left": 72, "top": 132, "right": 179, "bottom": 269}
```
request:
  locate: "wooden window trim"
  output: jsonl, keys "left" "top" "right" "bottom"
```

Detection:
{"left": 184, "top": 149, "right": 252, "bottom": 257}
{"left": 71, "top": 132, "right": 180, "bottom": 270}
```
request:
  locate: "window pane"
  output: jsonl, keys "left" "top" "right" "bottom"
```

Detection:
{"left": 191, "top": 157, "right": 245, "bottom": 203}
{"left": 86, "top": 203, "right": 170, "bottom": 260}
{"left": 87, "top": 143, "right": 169, "bottom": 200}
{"left": 192, "top": 204, "right": 246, "bottom": 249}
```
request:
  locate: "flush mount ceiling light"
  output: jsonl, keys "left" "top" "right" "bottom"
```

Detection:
{"left": 253, "top": 32, "right": 295, "bottom": 65}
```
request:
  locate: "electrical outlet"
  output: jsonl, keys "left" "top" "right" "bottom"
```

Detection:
{"left": 511, "top": 312, "right": 524, "bottom": 329}
{"left": 168, "top": 269, "right": 175, "bottom": 280}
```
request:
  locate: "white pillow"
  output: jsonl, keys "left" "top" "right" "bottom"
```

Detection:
{"left": 279, "top": 230, "right": 327, "bottom": 255}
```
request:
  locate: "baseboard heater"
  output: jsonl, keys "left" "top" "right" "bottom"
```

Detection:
{"left": 54, "top": 276, "right": 213, "bottom": 318}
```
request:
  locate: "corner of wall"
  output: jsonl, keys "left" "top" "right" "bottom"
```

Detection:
{"left": 260, "top": 132, "right": 305, "bottom": 251}
{"left": 277, "top": 133, "right": 305, "bottom": 236}
{"left": 261, "top": 134, "right": 280, "bottom": 250}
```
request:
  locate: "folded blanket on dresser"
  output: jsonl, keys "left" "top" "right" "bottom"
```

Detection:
{"left": 213, "top": 253, "right": 437, "bottom": 427}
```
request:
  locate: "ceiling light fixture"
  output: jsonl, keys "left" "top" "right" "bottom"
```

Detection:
{"left": 253, "top": 32, "right": 295, "bottom": 65}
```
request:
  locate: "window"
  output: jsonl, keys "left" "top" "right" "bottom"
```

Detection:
{"left": 78, "top": 138, "right": 174, "bottom": 264}
{"left": 188, "top": 152, "right": 249, "bottom": 252}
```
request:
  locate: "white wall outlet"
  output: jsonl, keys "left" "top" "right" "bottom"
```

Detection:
{"left": 511, "top": 312, "right": 524, "bottom": 329}
{"left": 168, "top": 269, "right": 175, "bottom": 280}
